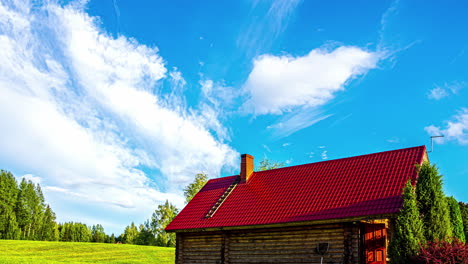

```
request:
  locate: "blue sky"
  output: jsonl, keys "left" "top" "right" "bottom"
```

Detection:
{"left": 0, "top": 0, "right": 467, "bottom": 235}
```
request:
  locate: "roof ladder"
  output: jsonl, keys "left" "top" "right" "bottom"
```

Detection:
{"left": 205, "top": 177, "right": 240, "bottom": 218}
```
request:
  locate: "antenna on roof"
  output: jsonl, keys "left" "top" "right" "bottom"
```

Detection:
{"left": 428, "top": 135, "right": 444, "bottom": 153}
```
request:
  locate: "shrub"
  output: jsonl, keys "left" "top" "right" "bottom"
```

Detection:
{"left": 418, "top": 239, "right": 468, "bottom": 264}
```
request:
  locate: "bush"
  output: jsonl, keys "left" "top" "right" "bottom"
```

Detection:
{"left": 418, "top": 239, "right": 468, "bottom": 264}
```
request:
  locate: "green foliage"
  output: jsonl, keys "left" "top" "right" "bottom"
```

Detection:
{"left": 91, "top": 224, "right": 107, "bottom": 243}
{"left": 460, "top": 202, "right": 468, "bottom": 241}
{"left": 151, "top": 200, "right": 179, "bottom": 247}
{"left": 0, "top": 207, "right": 21, "bottom": 240}
{"left": 39, "top": 205, "right": 58, "bottom": 241}
{"left": 389, "top": 180, "right": 426, "bottom": 264}
{"left": 0, "top": 170, "right": 19, "bottom": 209}
{"left": 0, "top": 170, "right": 20, "bottom": 239}
{"left": 415, "top": 162, "right": 453, "bottom": 241}
{"left": 15, "top": 179, "right": 46, "bottom": 240}
{"left": 0, "top": 169, "right": 114, "bottom": 243}
{"left": 58, "top": 222, "right": 92, "bottom": 242}
{"left": 183, "top": 173, "right": 208, "bottom": 204}
{"left": 135, "top": 221, "right": 155, "bottom": 246}
{"left": 258, "top": 158, "right": 284, "bottom": 171}
{"left": 122, "top": 222, "right": 139, "bottom": 244}
{"left": 0, "top": 240, "right": 175, "bottom": 264}
{"left": 446, "top": 197, "right": 466, "bottom": 242}
{"left": 107, "top": 233, "right": 116, "bottom": 244}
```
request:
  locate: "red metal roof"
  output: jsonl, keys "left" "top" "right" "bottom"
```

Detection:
{"left": 166, "top": 146, "right": 426, "bottom": 231}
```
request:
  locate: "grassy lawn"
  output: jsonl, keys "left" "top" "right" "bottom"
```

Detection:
{"left": 0, "top": 240, "right": 175, "bottom": 264}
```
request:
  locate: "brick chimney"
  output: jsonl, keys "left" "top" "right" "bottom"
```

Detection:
{"left": 240, "top": 154, "right": 254, "bottom": 182}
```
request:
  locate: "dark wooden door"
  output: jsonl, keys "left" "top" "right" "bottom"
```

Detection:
{"left": 364, "top": 224, "right": 387, "bottom": 264}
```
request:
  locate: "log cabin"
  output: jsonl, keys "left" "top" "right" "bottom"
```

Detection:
{"left": 166, "top": 146, "right": 428, "bottom": 264}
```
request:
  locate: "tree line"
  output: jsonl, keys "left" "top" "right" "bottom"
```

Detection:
{"left": 0, "top": 170, "right": 117, "bottom": 242}
{"left": 1, "top": 159, "right": 283, "bottom": 245}
{"left": 0, "top": 170, "right": 209, "bottom": 247}
{"left": 389, "top": 162, "right": 468, "bottom": 263}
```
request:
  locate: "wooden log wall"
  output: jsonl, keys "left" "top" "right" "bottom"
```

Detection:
{"left": 176, "top": 223, "right": 362, "bottom": 264}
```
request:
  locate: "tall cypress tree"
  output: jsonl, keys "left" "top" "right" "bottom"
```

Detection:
{"left": 389, "top": 180, "right": 426, "bottom": 264}
{"left": 415, "top": 162, "right": 452, "bottom": 241}
{"left": 446, "top": 196, "right": 465, "bottom": 242}
{"left": 459, "top": 202, "right": 468, "bottom": 241}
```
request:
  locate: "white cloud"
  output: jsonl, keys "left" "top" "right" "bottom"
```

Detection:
{"left": 266, "top": 109, "right": 332, "bottom": 138}
{"left": 428, "top": 82, "right": 465, "bottom": 100}
{"left": 425, "top": 108, "right": 468, "bottom": 145}
{"left": 282, "top": 143, "right": 291, "bottom": 147}
{"left": 18, "top": 174, "right": 42, "bottom": 185}
{"left": 238, "top": 0, "right": 302, "bottom": 56}
{"left": 387, "top": 137, "right": 400, "bottom": 144}
{"left": 262, "top": 144, "right": 272, "bottom": 153}
{"left": 428, "top": 87, "right": 449, "bottom": 100}
{"left": 242, "top": 46, "right": 380, "bottom": 115}
{"left": 0, "top": 0, "right": 237, "bottom": 232}
{"left": 321, "top": 150, "right": 328, "bottom": 160}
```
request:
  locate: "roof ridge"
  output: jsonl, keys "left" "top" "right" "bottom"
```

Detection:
{"left": 254, "top": 145, "right": 426, "bottom": 174}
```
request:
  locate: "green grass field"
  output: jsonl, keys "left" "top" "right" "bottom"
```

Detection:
{"left": 0, "top": 240, "right": 175, "bottom": 264}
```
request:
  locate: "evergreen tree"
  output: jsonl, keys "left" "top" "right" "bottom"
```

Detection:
{"left": 415, "top": 162, "right": 452, "bottom": 241}
{"left": 389, "top": 180, "right": 425, "bottom": 264}
{"left": 15, "top": 179, "right": 45, "bottom": 240}
{"left": 459, "top": 202, "right": 468, "bottom": 241}
{"left": 446, "top": 197, "right": 466, "bottom": 242}
{"left": 31, "top": 183, "right": 46, "bottom": 240}
{"left": 0, "top": 207, "right": 20, "bottom": 239}
{"left": 151, "top": 200, "right": 179, "bottom": 247}
{"left": 0, "top": 170, "right": 20, "bottom": 239}
{"left": 0, "top": 170, "right": 19, "bottom": 210}
{"left": 183, "top": 173, "right": 208, "bottom": 204}
{"left": 39, "top": 205, "right": 58, "bottom": 241}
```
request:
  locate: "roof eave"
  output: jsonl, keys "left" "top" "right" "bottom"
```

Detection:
{"left": 165, "top": 213, "right": 397, "bottom": 233}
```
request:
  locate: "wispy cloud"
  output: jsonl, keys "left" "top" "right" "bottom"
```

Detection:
{"left": 0, "top": 0, "right": 237, "bottom": 230}
{"left": 428, "top": 82, "right": 465, "bottom": 100}
{"left": 266, "top": 109, "right": 332, "bottom": 138}
{"left": 387, "top": 137, "right": 400, "bottom": 144}
{"left": 425, "top": 108, "right": 468, "bottom": 145}
{"left": 237, "top": 0, "right": 302, "bottom": 56}
{"left": 262, "top": 144, "right": 272, "bottom": 153}
{"left": 428, "top": 87, "right": 449, "bottom": 100}
{"left": 378, "top": 0, "right": 400, "bottom": 53}
{"left": 321, "top": 150, "right": 328, "bottom": 160}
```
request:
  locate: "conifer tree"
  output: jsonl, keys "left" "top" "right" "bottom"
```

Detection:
{"left": 389, "top": 180, "right": 425, "bottom": 264}
{"left": 415, "top": 162, "right": 452, "bottom": 241}
{"left": 446, "top": 196, "right": 466, "bottom": 242}
{"left": 459, "top": 202, "right": 468, "bottom": 241}
{"left": 0, "top": 170, "right": 20, "bottom": 239}
{"left": 39, "top": 205, "right": 58, "bottom": 241}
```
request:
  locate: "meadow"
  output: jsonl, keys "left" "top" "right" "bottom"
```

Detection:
{"left": 0, "top": 240, "right": 175, "bottom": 264}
